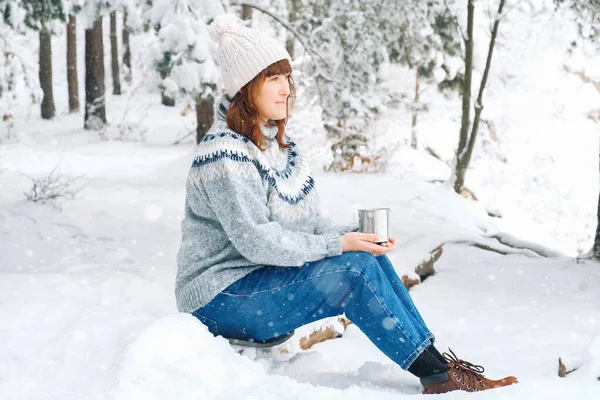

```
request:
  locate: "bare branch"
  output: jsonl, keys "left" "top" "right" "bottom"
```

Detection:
{"left": 22, "top": 167, "right": 87, "bottom": 204}
{"left": 496, "top": 0, "right": 522, "bottom": 23}
{"left": 472, "top": 0, "right": 506, "bottom": 125}
{"left": 172, "top": 128, "right": 196, "bottom": 145}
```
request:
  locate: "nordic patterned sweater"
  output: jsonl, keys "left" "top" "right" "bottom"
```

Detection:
{"left": 175, "top": 96, "right": 358, "bottom": 313}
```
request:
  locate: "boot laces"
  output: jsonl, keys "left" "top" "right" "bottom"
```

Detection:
{"left": 443, "top": 348, "right": 486, "bottom": 390}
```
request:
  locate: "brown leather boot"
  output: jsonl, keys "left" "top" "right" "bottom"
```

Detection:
{"left": 422, "top": 349, "right": 518, "bottom": 394}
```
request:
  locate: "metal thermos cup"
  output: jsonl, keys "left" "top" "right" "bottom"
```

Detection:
{"left": 358, "top": 208, "right": 390, "bottom": 243}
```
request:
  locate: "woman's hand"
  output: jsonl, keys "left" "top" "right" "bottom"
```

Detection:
{"left": 340, "top": 232, "right": 396, "bottom": 256}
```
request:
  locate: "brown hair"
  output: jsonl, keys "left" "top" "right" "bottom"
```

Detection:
{"left": 226, "top": 59, "right": 295, "bottom": 151}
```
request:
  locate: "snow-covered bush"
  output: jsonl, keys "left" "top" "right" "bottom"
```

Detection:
{"left": 297, "top": 0, "right": 463, "bottom": 171}
{"left": 302, "top": 0, "right": 388, "bottom": 172}
{"left": 0, "top": 3, "right": 41, "bottom": 112}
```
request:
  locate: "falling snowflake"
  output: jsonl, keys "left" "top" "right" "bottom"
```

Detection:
{"left": 144, "top": 205, "right": 163, "bottom": 222}
{"left": 382, "top": 317, "right": 396, "bottom": 330}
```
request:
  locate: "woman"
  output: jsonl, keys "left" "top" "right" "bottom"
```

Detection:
{"left": 176, "top": 14, "right": 517, "bottom": 395}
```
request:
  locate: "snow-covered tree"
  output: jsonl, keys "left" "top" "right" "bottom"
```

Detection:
{"left": 114, "top": 0, "right": 145, "bottom": 85}
{"left": 109, "top": 10, "right": 121, "bottom": 95}
{"left": 0, "top": 2, "right": 39, "bottom": 108}
{"left": 298, "top": 0, "right": 390, "bottom": 172}
{"left": 3, "top": 0, "right": 65, "bottom": 119}
{"left": 555, "top": 0, "right": 600, "bottom": 46}
{"left": 149, "top": 0, "right": 223, "bottom": 142}
{"left": 122, "top": 10, "right": 132, "bottom": 83}
{"left": 386, "top": 0, "right": 462, "bottom": 149}
{"left": 66, "top": 13, "right": 79, "bottom": 112}
{"left": 64, "top": 0, "right": 84, "bottom": 113}
{"left": 78, "top": 1, "right": 112, "bottom": 130}
{"left": 291, "top": 0, "right": 458, "bottom": 171}
{"left": 285, "top": 0, "right": 300, "bottom": 58}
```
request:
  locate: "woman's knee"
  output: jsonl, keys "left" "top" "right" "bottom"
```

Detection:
{"left": 309, "top": 252, "right": 384, "bottom": 284}
{"left": 376, "top": 254, "right": 391, "bottom": 266}
{"left": 341, "top": 252, "right": 383, "bottom": 275}
{"left": 375, "top": 254, "right": 395, "bottom": 274}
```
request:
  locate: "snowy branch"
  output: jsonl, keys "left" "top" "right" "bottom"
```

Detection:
{"left": 0, "top": 28, "right": 39, "bottom": 100}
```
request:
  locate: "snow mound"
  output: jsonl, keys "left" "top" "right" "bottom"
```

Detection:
{"left": 114, "top": 313, "right": 266, "bottom": 399}
{"left": 114, "top": 314, "right": 364, "bottom": 400}
{"left": 113, "top": 314, "right": 419, "bottom": 400}
{"left": 563, "top": 334, "right": 600, "bottom": 381}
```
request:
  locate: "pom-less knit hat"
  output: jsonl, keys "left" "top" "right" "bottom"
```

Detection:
{"left": 210, "top": 13, "right": 291, "bottom": 97}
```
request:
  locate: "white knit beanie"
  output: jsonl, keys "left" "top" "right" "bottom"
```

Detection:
{"left": 210, "top": 13, "right": 292, "bottom": 97}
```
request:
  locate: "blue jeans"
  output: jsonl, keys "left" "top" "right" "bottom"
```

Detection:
{"left": 192, "top": 252, "right": 435, "bottom": 369}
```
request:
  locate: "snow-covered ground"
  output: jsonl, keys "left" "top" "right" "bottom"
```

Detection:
{"left": 1, "top": 2, "right": 600, "bottom": 399}
{"left": 2, "top": 129, "right": 600, "bottom": 399}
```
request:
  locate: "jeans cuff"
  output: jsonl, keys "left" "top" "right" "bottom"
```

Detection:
{"left": 400, "top": 331, "right": 436, "bottom": 370}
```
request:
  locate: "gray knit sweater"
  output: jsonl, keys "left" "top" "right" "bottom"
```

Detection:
{"left": 175, "top": 96, "right": 357, "bottom": 313}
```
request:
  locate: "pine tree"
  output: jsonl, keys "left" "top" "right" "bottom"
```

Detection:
{"left": 66, "top": 13, "right": 79, "bottom": 112}
{"left": 63, "top": 1, "right": 84, "bottom": 114}
{"left": 80, "top": 0, "right": 112, "bottom": 130}
{"left": 286, "top": 0, "right": 300, "bottom": 59}
{"left": 149, "top": 0, "right": 222, "bottom": 141}
{"left": 122, "top": 10, "right": 132, "bottom": 83}
{"left": 300, "top": 0, "right": 388, "bottom": 171}
{"left": 0, "top": 2, "right": 39, "bottom": 105}
{"left": 275, "top": 0, "right": 467, "bottom": 170}
{"left": 110, "top": 11, "right": 121, "bottom": 95}
{"left": 120, "top": 1, "right": 146, "bottom": 85}
{"left": 9, "top": 0, "right": 66, "bottom": 119}
{"left": 555, "top": 0, "right": 600, "bottom": 44}
{"left": 386, "top": 1, "right": 462, "bottom": 149}
{"left": 84, "top": 17, "right": 107, "bottom": 129}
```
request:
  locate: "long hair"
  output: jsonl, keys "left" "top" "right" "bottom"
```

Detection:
{"left": 226, "top": 59, "right": 295, "bottom": 151}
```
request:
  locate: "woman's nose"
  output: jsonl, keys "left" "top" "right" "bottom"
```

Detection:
{"left": 280, "top": 81, "right": 290, "bottom": 96}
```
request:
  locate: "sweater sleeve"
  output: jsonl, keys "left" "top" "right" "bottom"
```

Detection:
{"left": 195, "top": 158, "right": 342, "bottom": 267}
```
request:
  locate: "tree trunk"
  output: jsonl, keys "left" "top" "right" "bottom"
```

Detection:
{"left": 594, "top": 161, "right": 600, "bottom": 259}
{"left": 196, "top": 92, "right": 215, "bottom": 144}
{"left": 39, "top": 26, "right": 56, "bottom": 119}
{"left": 122, "top": 10, "right": 132, "bottom": 83}
{"left": 84, "top": 18, "right": 107, "bottom": 129}
{"left": 453, "top": 0, "right": 475, "bottom": 193}
{"left": 457, "top": 0, "right": 506, "bottom": 194}
{"left": 66, "top": 15, "right": 79, "bottom": 113}
{"left": 161, "top": 93, "right": 176, "bottom": 107}
{"left": 411, "top": 68, "right": 420, "bottom": 149}
{"left": 110, "top": 11, "right": 121, "bottom": 95}
{"left": 286, "top": 0, "right": 300, "bottom": 59}
{"left": 158, "top": 51, "right": 175, "bottom": 106}
{"left": 241, "top": 4, "right": 252, "bottom": 20}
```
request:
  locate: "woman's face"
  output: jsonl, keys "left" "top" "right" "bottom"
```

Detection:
{"left": 253, "top": 73, "right": 291, "bottom": 124}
